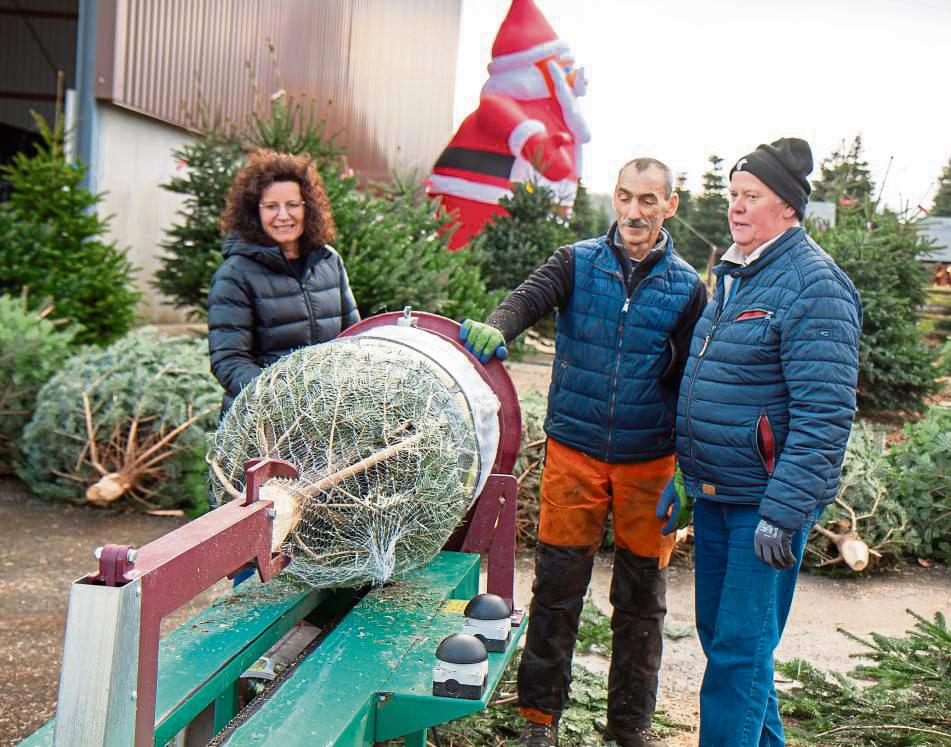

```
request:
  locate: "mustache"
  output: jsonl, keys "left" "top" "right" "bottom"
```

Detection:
{"left": 621, "top": 218, "right": 650, "bottom": 229}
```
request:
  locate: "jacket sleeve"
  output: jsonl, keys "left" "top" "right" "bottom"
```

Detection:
{"left": 485, "top": 245, "right": 574, "bottom": 342}
{"left": 338, "top": 256, "right": 360, "bottom": 332}
{"left": 758, "top": 277, "right": 861, "bottom": 531}
{"left": 207, "top": 268, "right": 262, "bottom": 399}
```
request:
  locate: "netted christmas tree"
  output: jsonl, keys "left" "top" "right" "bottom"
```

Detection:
{"left": 0, "top": 293, "right": 76, "bottom": 473}
{"left": 208, "top": 336, "right": 484, "bottom": 588}
{"left": 18, "top": 329, "right": 220, "bottom": 513}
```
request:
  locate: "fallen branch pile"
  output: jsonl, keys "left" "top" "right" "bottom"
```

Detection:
{"left": 779, "top": 610, "right": 951, "bottom": 745}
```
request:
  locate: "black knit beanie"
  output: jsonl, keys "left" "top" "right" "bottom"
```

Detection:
{"left": 729, "top": 138, "right": 814, "bottom": 219}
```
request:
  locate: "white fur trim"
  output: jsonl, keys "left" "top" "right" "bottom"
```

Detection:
{"left": 508, "top": 119, "right": 546, "bottom": 157}
{"left": 510, "top": 157, "right": 578, "bottom": 206}
{"left": 548, "top": 59, "right": 591, "bottom": 143}
{"left": 488, "top": 39, "right": 570, "bottom": 74}
{"left": 481, "top": 66, "right": 549, "bottom": 101}
{"left": 427, "top": 174, "right": 513, "bottom": 205}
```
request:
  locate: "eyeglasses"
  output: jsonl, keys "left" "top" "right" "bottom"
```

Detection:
{"left": 259, "top": 201, "right": 305, "bottom": 215}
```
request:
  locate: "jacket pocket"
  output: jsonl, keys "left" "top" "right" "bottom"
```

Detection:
{"left": 755, "top": 409, "right": 776, "bottom": 475}
{"left": 734, "top": 308, "right": 775, "bottom": 343}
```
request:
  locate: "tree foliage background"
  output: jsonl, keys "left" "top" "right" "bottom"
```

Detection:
{"left": 808, "top": 137, "right": 938, "bottom": 413}
{"left": 0, "top": 294, "right": 76, "bottom": 473}
{"left": 672, "top": 155, "right": 731, "bottom": 272}
{"left": 0, "top": 114, "right": 140, "bottom": 345}
{"left": 811, "top": 136, "right": 875, "bottom": 206}
{"left": 155, "top": 94, "right": 498, "bottom": 322}
{"left": 930, "top": 157, "right": 951, "bottom": 217}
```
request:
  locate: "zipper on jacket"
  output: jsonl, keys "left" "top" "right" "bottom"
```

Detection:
{"left": 281, "top": 253, "right": 319, "bottom": 345}
{"left": 297, "top": 274, "right": 318, "bottom": 344}
{"left": 761, "top": 311, "right": 774, "bottom": 342}
{"left": 685, "top": 272, "right": 728, "bottom": 478}
{"left": 605, "top": 273, "right": 653, "bottom": 459}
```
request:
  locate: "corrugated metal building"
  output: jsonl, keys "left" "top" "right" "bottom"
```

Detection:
{"left": 1, "top": 0, "right": 462, "bottom": 321}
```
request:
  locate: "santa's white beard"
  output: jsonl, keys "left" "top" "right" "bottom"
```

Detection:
{"left": 481, "top": 64, "right": 591, "bottom": 145}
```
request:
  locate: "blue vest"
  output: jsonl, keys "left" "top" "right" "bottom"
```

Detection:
{"left": 544, "top": 233, "right": 700, "bottom": 463}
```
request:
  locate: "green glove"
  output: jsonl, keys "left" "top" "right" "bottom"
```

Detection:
{"left": 672, "top": 464, "right": 693, "bottom": 530}
{"left": 656, "top": 463, "right": 692, "bottom": 535}
{"left": 459, "top": 319, "right": 508, "bottom": 363}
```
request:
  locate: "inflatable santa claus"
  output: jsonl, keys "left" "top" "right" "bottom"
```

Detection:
{"left": 428, "top": 0, "right": 590, "bottom": 249}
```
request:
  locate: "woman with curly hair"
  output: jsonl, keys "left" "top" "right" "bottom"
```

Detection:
{"left": 208, "top": 150, "right": 359, "bottom": 412}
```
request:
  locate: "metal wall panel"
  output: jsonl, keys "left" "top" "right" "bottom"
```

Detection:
{"left": 99, "top": 0, "right": 460, "bottom": 179}
{"left": 0, "top": 0, "right": 78, "bottom": 130}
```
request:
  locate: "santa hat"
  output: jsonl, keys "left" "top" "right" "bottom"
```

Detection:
{"left": 488, "top": 0, "right": 569, "bottom": 74}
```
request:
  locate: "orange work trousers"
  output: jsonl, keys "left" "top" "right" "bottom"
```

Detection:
{"left": 538, "top": 438, "right": 677, "bottom": 568}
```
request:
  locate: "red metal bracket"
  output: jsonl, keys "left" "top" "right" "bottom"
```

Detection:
{"left": 458, "top": 474, "right": 518, "bottom": 610}
{"left": 74, "top": 456, "right": 300, "bottom": 745}
{"left": 92, "top": 544, "right": 135, "bottom": 587}
{"left": 243, "top": 457, "right": 299, "bottom": 505}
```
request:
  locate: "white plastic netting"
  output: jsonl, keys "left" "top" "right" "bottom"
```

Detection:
{"left": 208, "top": 334, "right": 495, "bottom": 588}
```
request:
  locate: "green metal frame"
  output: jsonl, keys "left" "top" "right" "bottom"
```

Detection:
{"left": 20, "top": 552, "right": 525, "bottom": 746}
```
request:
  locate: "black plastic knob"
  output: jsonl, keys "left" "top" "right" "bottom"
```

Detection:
{"left": 435, "top": 633, "right": 488, "bottom": 664}
{"left": 464, "top": 593, "right": 511, "bottom": 621}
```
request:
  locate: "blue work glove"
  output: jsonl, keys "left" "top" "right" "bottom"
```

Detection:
{"left": 459, "top": 319, "right": 508, "bottom": 363}
{"left": 656, "top": 464, "right": 691, "bottom": 535}
{"left": 753, "top": 519, "right": 796, "bottom": 569}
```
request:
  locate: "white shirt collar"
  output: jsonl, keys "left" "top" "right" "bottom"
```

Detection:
{"left": 721, "top": 228, "right": 794, "bottom": 267}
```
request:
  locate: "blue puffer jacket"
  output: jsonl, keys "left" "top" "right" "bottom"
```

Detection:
{"left": 676, "top": 227, "right": 862, "bottom": 531}
{"left": 545, "top": 233, "right": 701, "bottom": 463}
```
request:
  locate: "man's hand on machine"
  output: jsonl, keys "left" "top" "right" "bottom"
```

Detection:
{"left": 459, "top": 320, "right": 508, "bottom": 363}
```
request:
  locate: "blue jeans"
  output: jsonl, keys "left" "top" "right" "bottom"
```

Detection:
{"left": 693, "top": 499, "right": 816, "bottom": 747}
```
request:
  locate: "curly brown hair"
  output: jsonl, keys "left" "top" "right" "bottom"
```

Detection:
{"left": 220, "top": 150, "right": 335, "bottom": 247}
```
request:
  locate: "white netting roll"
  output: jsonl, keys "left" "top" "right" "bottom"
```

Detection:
{"left": 208, "top": 330, "right": 500, "bottom": 588}
{"left": 351, "top": 324, "right": 501, "bottom": 504}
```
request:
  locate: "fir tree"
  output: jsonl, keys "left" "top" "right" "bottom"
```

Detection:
{"left": 816, "top": 209, "right": 937, "bottom": 413}
{"left": 568, "top": 181, "right": 610, "bottom": 241}
{"left": 812, "top": 136, "right": 875, "bottom": 207}
{"left": 0, "top": 114, "right": 140, "bottom": 345}
{"left": 0, "top": 293, "right": 76, "bottom": 473}
{"left": 678, "top": 156, "right": 731, "bottom": 271}
{"left": 930, "top": 157, "right": 951, "bottom": 216}
{"left": 153, "top": 133, "right": 244, "bottom": 317}
{"left": 472, "top": 181, "right": 574, "bottom": 294}
{"left": 333, "top": 175, "right": 499, "bottom": 320}
{"left": 666, "top": 172, "right": 694, "bottom": 261}
{"left": 779, "top": 611, "right": 951, "bottom": 746}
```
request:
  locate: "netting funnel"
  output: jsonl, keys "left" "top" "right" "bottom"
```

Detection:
{"left": 208, "top": 322, "right": 502, "bottom": 589}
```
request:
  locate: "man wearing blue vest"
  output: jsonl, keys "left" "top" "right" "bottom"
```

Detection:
{"left": 658, "top": 138, "right": 862, "bottom": 746}
{"left": 460, "top": 158, "right": 706, "bottom": 747}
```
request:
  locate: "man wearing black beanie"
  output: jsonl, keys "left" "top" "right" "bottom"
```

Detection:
{"left": 655, "top": 137, "right": 863, "bottom": 746}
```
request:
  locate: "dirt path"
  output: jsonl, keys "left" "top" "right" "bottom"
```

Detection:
{"left": 548, "top": 555, "right": 951, "bottom": 746}
{"left": 0, "top": 480, "right": 228, "bottom": 744}
{"left": 1, "top": 359, "right": 949, "bottom": 745}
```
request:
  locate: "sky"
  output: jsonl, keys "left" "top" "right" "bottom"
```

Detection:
{"left": 452, "top": 0, "right": 951, "bottom": 212}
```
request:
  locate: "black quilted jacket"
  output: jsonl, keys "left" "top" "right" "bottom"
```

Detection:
{"left": 207, "top": 234, "right": 360, "bottom": 411}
